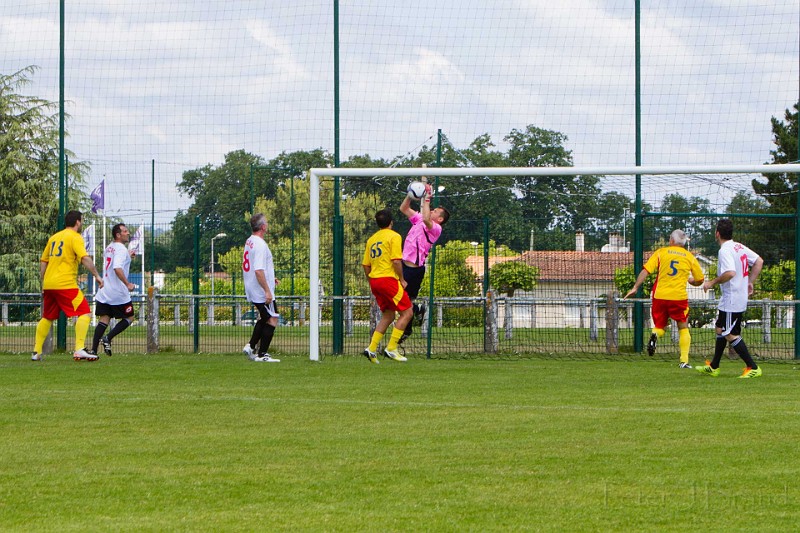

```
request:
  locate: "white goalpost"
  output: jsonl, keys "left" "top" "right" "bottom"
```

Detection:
{"left": 308, "top": 164, "right": 800, "bottom": 361}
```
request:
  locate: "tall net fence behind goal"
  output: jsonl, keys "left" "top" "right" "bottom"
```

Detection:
{"left": 308, "top": 165, "right": 800, "bottom": 362}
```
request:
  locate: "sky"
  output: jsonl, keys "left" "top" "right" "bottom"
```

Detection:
{"left": 1, "top": 0, "right": 798, "bottom": 223}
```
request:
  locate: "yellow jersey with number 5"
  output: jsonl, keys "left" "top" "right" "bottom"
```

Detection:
{"left": 362, "top": 228, "right": 403, "bottom": 279}
{"left": 644, "top": 246, "right": 704, "bottom": 301}
{"left": 40, "top": 228, "right": 89, "bottom": 290}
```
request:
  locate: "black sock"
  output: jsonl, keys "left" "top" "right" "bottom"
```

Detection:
{"left": 259, "top": 324, "right": 276, "bottom": 354}
{"left": 92, "top": 322, "right": 108, "bottom": 352}
{"left": 107, "top": 319, "right": 130, "bottom": 341}
{"left": 731, "top": 337, "right": 757, "bottom": 369}
{"left": 711, "top": 335, "right": 726, "bottom": 369}
{"left": 249, "top": 321, "right": 265, "bottom": 351}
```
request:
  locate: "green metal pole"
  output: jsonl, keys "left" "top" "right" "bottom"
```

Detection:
{"left": 249, "top": 164, "right": 254, "bottom": 216}
{"left": 193, "top": 216, "right": 200, "bottom": 353}
{"left": 331, "top": 0, "right": 344, "bottom": 354}
{"left": 151, "top": 159, "right": 155, "bottom": 287}
{"left": 231, "top": 271, "right": 236, "bottom": 326}
{"left": 290, "top": 173, "right": 296, "bottom": 323}
{"left": 57, "top": 0, "right": 67, "bottom": 351}
{"left": 794, "top": 53, "right": 799, "bottom": 359}
{"left": 424, "top": 130, "right": 444, "bottom": 359}
{"left": 633, "top": 0, "right": 644, "bottom": 354}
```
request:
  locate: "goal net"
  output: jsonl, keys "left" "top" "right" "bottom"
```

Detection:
{"left": 308, "top": 164, "right": 800, "bottom": 362}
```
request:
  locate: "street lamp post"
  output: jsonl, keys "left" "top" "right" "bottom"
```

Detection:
{"left": 623, "top": 207, "right": 630, "bottom": 249}
{"left": 210, "top": 232, "right": 227, "bottom": 324}
{"left": 470, "top": 241, "right": 479, "bottom": 256}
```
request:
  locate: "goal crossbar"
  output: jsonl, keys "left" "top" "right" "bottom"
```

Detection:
{"left": 307, "top": 164, "right": 800, "bottom": 360}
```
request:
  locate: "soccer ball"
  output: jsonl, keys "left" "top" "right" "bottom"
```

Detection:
{"left": 406, "top": 181, "right": 426, "bottom": 200}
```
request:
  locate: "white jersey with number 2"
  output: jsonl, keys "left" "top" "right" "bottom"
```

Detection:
{"left": 717, "top": 240, "right": 760, "bottom": 313}
{"left": 243, "top": 234, "right": 276, "bottom": 309}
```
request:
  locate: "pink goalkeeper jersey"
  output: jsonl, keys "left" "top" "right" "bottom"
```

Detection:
{"left": 402, "top": 212, "right": 442, "bottom": 267}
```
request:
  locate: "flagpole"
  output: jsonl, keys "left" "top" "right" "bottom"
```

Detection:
{"left": 91, "top": 223, "right": 96, "bottom": 325}
{"left": 141, "top": 226, "right": 145, "bottom": 296}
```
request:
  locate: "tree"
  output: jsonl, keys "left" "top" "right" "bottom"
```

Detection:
{"left": 651, "top": 193, "right": 715, "bottom": 255}
{"left": 427, "top": 240, "right": 481, "bottom": 298}
{"left": 0, "top": 66, "right": 89, "bottom": 292}
{"left": 752, "top": 102, "right": 799, "bottom": 214}
{"left": 489, "top": 260, "right": 539, "bottom": 296}
{"left": 170, "top": 148, "right": 333, "bottom": 271}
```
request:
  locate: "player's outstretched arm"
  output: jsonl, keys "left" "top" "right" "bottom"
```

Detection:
{"left": 399, "top": 194, "right": 415, "bottom": 217}
{"left": 623, "top": 268, "right": 649, "bottom": 299}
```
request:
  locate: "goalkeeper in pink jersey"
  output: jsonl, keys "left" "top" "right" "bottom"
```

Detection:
{"left": 398, "top": 182, "right": 450, "bottom": 344}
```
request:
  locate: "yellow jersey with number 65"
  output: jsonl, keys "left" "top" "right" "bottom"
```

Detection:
{"left": 40, "top": 228, "right": 89, "bottom": 290}
{"left": 362, "top": 227, "right": 403, "bottom": 279}
{"left": 644, "top": 245, "right": 704, "bottom": 301}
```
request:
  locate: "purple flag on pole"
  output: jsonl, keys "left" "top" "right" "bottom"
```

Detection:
{"left": 90, "top": 180, "right": 105, "bottom": 213}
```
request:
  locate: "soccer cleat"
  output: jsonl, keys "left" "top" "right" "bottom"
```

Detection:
{"left": 31, "top": 352, "right": 42, "bottom": 362}
{"left": 242, "top": 344, "right": 255, "bottom": 360}
{"left": 695, "top": 361, "right": 720, "bottom": 377}
{"left": 363, "top": 349, "right": 379, "bottom": 364}
{"left": 414, "top": 302, "right": 427, "bottom": 326}
{"left": 679, "top": 362, "right": 692, "bottom": 369}
{"left": 100, "top": 335, "right": 112, "bottom": 356}
{"left": 254, "top": 353, "right": 280, "bottom": 363}
{"left": 739, "top": 366, "right": 763, "bottom": 379}
{"left": 647, "top": 333, "right": 657, "bottom": 356}
{"left": 397, "top": 332, "right": 410, "bottom": 346}
{"left": 383, "top": 348, "right": 407, "bottom": 362}
{"left": 86, "top": 349, "right": 97, "bottom": 356}
{"left": 73, "top": 349, "right": 99, "bottom": 362}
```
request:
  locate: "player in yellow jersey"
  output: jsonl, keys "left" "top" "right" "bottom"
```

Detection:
{"left": 32, "top": 210, "right": 104, "bottom": 362}
{"left": 624, "top": 229, "right": 705, "bottom": 368}
{"left": 361, "top": 208, "right": 413, "bottom": 363}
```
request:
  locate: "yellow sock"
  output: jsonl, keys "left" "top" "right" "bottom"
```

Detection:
{"left": 679, "top": 328, "right": 691, "bottom": 364}
{"left": 385, "top": 327, "right": 405, "bottom": 351}
{"left": 34, "top": 318, "right": 53, "bottom": 353}
{"left": 75, "top": 314, "right": 91, "bottom": 351}
{"left": 653, "top": 328, "right": 665, "bottom": 338}
{"left": 368, "top": 331, "right": 384, "bottom": 353}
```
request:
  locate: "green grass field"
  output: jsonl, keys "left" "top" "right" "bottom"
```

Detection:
{"left": 2, "top": 353, "right": 799, "bottom": 532}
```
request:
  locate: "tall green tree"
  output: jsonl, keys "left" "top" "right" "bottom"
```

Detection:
{"left": 505, "top": 125, "right": 623, "bottom": 250}
{"left": 651, "top": 193, "right": 715, "bottom": 255}
{"left": 170, "top": 149, "right": 332, "bottom": 270}
{"left": 752, "top": 102, "right": 799, "bottom": 214}
{"left": 0, "top": 66, "right": 89, "bottom": 292}
{"left": 750, "top": 102, "right": 799, "bottom": 261}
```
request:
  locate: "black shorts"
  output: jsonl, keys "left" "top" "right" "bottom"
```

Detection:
{"left": 253, "top": 301, "right": 279, "bottom": 321}
{"left": 401, "top": 263, "right": 426, "bottom": 300}
{"left": 96, "top": 301, "right": 135, "bottom": 319}
{"left": 715, "top": 310, "right": 744, "bottom": 337}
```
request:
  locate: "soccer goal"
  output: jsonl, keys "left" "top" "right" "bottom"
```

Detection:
{"left": 307, "top": 164, "right": 800, "bottom": 362}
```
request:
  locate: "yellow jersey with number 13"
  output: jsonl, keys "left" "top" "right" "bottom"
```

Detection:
{"left": 40, "top": 228, "right": 89, "bottom": 290}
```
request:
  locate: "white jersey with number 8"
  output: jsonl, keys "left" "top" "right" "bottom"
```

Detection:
{"left": 242, "top": 234, "right": 276, "bottom": 305}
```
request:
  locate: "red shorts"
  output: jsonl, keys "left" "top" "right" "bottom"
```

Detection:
{"left": 651, "top": 298, "right": 689, "bottom": 329}
{"left": 42, "top": 288, "right": 91, "bottom": 320}
{"left": 369, "top": 277, "right": 412, "bottom": 313}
